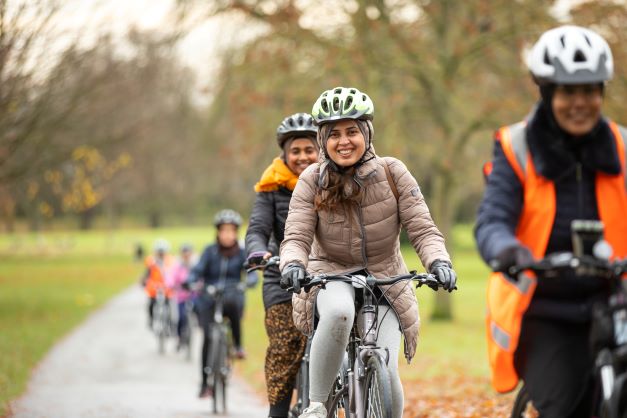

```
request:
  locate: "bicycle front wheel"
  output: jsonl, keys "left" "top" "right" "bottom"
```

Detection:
{"left": 363, "top": 356, "right": 393, "bottom": 418}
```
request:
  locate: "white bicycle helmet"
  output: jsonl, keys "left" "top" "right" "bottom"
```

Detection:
{"left": 527, "top": 25, "right": 613, "bottom": 85}
{"left": 153, "top": 238, "right": 171, "bottom": 253}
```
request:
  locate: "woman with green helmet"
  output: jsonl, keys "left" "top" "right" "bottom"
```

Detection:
{"left": 279, "top": 87, "right": 457, "bottom": 418}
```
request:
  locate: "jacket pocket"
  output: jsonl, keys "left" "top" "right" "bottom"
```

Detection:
{"left": 318, "top": 209, "right": 346, "bottom": 242}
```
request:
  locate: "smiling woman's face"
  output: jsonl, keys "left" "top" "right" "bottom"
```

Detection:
{"left": 325, "top": 120, "right": 366, "bottom": 167}
{"left": 285, "top": 137, "right": 318, "bottom": 176}
{"left": 552, "top": 84, "right": 603, "bottom": 137}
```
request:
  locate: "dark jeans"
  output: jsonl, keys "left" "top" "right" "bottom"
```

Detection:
{"left": 198, "top": 293, "right": 244, "bottom": 385}
{"left": 514, "top": 316, "right": 594, "bottom": 418}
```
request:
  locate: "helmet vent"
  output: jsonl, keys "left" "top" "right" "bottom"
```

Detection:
{"left": 583, "top": 34, "right": 591, "bottom": 46}
{"left": 334, "top": 88, "right": 342, "bottom": 94}
{"left": 362, "top": 94, "right": 367, "bottom": 101}
{"left": 322, "top": 100, "right": 329, "bottom": 112}
{"left": 573, "top": 50, "right": 586, "bottom": 62}
{"left": 332, "top": 97, "right": 340, "bottom": 111}
{"left": 560, "top": 35, "right": 565, "bottom": 47}
{"left": 350, "top": 89, "right": 356, "bottom": 94}
{"left": 543, "top": 49, "right": 550, "bottom": 65}
{"left": 345, "top": 96, "right": 353, "bottom": 109}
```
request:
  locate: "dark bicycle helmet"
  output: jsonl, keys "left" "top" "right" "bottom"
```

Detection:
{"left": 213, "top": 209, "right": 243, "bottom": 228}
{"left": 311, "top": 87, "right": 374, "bottom": 125}
{"left": 276, "top": 112, "right": 317, "bottom": 149}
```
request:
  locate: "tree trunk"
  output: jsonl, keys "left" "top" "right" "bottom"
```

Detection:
{"left": 429, "top": 168, "right": 456, "bottom": 320}
{"left": 149, "top": 210, "right": 161, "bottom": 228}
{"left": 79, "top": 207, "right": 96, "bottom": 230}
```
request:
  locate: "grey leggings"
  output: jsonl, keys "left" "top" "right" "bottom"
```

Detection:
{"left": 309, "top": 281, "right": 404, "bottom": 418}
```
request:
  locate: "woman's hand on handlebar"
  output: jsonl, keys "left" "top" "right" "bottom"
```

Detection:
{"left": 429, "top": 260, "right": 458, "bottom": 292}
{"left": 280, "top": 263, "right": 306, "bottom": 293}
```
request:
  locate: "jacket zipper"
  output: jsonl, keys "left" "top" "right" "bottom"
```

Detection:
{"left": 219, "top": 257, "right": 228, "bottom": 287}
{"left": 576, "top": 162, "right": 583, "bottom": 218}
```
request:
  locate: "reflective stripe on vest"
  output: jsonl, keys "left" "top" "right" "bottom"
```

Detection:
{"left": 486, "top": 120, "right": 627, "bottom": 393}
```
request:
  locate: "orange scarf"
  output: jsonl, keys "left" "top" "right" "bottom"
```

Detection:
{"left": 254, "top": 158, "right": 299, "bottom": 192}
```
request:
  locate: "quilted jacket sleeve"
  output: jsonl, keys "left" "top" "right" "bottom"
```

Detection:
{"left": 385, "top": 157, "right": 451, "bottom": 270}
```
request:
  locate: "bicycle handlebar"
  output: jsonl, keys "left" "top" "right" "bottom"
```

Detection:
{"left": 295, "top": 271, "right": 455, "bottom": 293}
{"left": 502, "top": 251, "right": 627, "bottom": 278}
{"left": 244, "top": 254, "right": 280, "bottom": 272}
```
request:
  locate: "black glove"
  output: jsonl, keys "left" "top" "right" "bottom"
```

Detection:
{"left": 280, "top": 263, "right": 306, "bottom": 293}
{"left": 492, "top": 245, "right": 534, "bottom": 274}
{"left": 429, "top": 260, "right": 457, "bottom": 292}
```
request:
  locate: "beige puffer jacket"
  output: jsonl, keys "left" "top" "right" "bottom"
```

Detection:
{"left": 279, "top": 154, "right": 451, "bottom": 363}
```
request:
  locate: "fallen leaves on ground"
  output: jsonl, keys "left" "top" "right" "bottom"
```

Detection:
{"left": 403, "top": 375, "right": 516, "bottom": 417}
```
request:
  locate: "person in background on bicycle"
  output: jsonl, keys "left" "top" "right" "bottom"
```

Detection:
{"left": 245, "top": 112, "right": 319, "bottom": 418}
{"left": 166, "top": 243, "right": 197, "bottom": 350}
{"left": 475, "top": 25, "right": 627, "bottom": 417}
{"left": 141, "top": 238, "right": 174, "bottom": 329}
{"left": 279, "top": 87, "right": 457, "bottom": 418}
{"left": 186, "top": 209, "right": 258, "bottom": 398}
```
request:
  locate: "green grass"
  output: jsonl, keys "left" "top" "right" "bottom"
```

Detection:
{"left": 0, "top": 224, "right": 493, "bottom": 414}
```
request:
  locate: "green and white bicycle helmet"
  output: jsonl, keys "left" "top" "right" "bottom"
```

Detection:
{"left": 311, "top": 87, "right": 374, "bottom": 125}
{"left": 276, "top": 113, "right": 317, "bottom": 148}
{"left": 213, "top": 209, "right": 243, "bottom": 228}
{"left": 527, "top": 25, "right": 613, "bottom": 85}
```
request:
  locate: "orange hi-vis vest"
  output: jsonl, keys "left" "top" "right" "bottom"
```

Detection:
{"left": 144, "top": 255, "right": 174, "bottom": 299}
{"left": 487, "top": 120, "right": 627, "bottom": 393}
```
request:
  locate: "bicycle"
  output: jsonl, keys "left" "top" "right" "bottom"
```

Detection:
{"left": 246, "top": 254, "right": 312, "bottom": 417}
{"left": 506, "top": 250, "right": 627, "bottom": 418}
{"left": 202, "top": 279, "right": 247, "bottom": 414}
{"left": 297, "top": 270, "right": 453, "bottom": 418}
{"left": 153, "top": 287, "right": 172, "bottom": 355}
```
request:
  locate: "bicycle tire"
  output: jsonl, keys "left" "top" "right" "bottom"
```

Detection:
{"left": 363, "top": 355, "right": 393, "bottom": 418}
{"left": 510, "top": 385, "right": 536, "bottom": 418}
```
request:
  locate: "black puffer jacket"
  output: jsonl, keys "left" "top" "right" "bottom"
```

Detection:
{"left": 245, "top": 186, "right": 293, "bottom": 309}
{"left": 475, "top": 102, "right": 623, "bottom": 321}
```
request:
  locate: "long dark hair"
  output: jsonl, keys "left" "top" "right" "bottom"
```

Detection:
{"left": 314, "top": 168, "right": 362, "bottom": 211}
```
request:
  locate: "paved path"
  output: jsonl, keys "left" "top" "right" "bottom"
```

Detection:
{"left": 10, "top": 286, "right": 267, "bottom": 418}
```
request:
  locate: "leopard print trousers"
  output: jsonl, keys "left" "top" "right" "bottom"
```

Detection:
{"left": 265, "top": 301, "right": 307, "bottom": 405}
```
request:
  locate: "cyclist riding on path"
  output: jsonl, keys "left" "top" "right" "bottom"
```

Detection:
{"left": 166, "top": 243, "right": 197, "bottom": 349}
{"left": 186, "top": 210, "right": 258, "bottom": 398}
{"left": 475, "top": 26, "right": 627, "bottom": 417}
{"left": 141, "top": 238, "right": 174, "bottom": 329}
{"left": 245, "top": 112, "right": 319, "bottom": 418}
{"left": 279, "top": 87, "right": 457, "bottom": 418}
